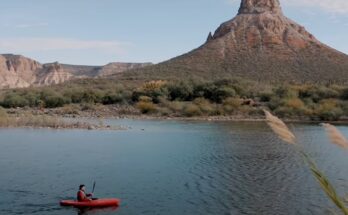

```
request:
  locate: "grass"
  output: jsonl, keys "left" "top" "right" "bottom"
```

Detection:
{"left": 264, "top": 110, "right": 348, "bottom": 214}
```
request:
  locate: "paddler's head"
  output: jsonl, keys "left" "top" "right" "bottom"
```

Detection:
{"left": 79, "top": 184, "right": 86, "bottom": 191}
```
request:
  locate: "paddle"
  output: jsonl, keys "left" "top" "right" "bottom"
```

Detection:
{"left": 92, "top": 181, "right": 96, "bottom": 194}
{"left": 90, "top": 181, "right": 98, "bottom": 200}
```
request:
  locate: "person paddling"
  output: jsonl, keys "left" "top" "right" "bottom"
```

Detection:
{"left": 77, "top": 184, "right": 93, "bottom": 202}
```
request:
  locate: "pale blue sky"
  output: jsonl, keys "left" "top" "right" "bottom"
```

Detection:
{"left": 0, "top": 0, "right": 347, "bottom": 65}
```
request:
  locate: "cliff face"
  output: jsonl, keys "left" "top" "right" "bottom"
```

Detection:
{"left": 0, "top": 54, "right": 152, "bottom": 89}
{"left": 35, "top": 62, "right": 73, "bottom": 86}
{"left": 128, "top": 0, "right": 348, "bottom": 84}
{"left": 0, "top": 54, "right": 41, "bottom": 88}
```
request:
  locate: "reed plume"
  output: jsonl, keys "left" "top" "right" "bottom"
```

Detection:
{"left": 263, "top": 110, "right": 296, "bottom": 144}
{"left": 322, "top": 123, "right": 348, "bottom": 149}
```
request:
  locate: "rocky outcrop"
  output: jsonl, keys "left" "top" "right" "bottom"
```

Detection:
{"left": 35, "top": 62, "right": 73, "bottom": 85}
{"left": 206, "top": 32, "right": 214, "bottom": 43}
{"left": 0, "top": 54, "right": 152, "bottom": 89}
{"left": 0, "top": 54, "right": 41, "bottom": 88}
{"left": 129, "top": 0, "right": 348, "bottom": 84}
{"left": 211, "top": 0, "right": 317, "bottom": 50}
{"left": 238, "top": 0, "right": 282, "bottom": 14}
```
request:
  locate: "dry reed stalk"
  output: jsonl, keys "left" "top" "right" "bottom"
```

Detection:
{"left": 322, "top": 123, "right": 348, "bottom": 149}
{"left": 264, "top": 111, "right": 348, "bottom": 215}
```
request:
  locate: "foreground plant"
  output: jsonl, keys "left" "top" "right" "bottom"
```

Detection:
{"left": 264, "top": 110, "right": 348, "bottom": 214}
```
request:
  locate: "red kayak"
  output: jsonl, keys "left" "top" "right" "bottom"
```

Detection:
{"left": 60, "top": 198, "right": 120, "bottom": 208}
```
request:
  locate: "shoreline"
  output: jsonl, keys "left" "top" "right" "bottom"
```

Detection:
{"left": 84, "top": 115, "right": 348, "bottom": 125}
{"left": 3, "top": 106, "right": 348, "bottom": 127}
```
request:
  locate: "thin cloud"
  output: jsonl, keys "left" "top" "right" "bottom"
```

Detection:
{"left": 14, "top": 22, "right": 49, "bottom": 29}
{"left": 0, "top": 37, "right": 131, "bottom": 54}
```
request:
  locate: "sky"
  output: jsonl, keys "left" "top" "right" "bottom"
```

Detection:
{"left": 0, "top": 0, "right": 347, "bottom": 65}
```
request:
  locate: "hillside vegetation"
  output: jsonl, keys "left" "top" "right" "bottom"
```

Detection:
{"left": 0, "top": 78, "right": 347, "bottom": 121}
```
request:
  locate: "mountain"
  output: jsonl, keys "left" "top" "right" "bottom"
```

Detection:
{"left": 0, "top": 54, "right": 152, "bottom": 89}
{"left": 124, "top": 0, "right": 348, "bottom": 84}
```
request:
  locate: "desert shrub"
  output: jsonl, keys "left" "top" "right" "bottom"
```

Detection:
{"left": 285, "top": 98, "right": 306, "bottom": 110}
{"left": 183, "top": 103, "right": 202, "bottom": 117}
{"left": 222, "top": 97, "right": 242, "bottom": 114}
{"left": 193, "top": 98, "right": 215, "bottom": 115}
{"left": 272, "top": 97, "right": 309, "bottom": 118}
{"left": 273, "top": 86, "right": 297, "bottom": 99}
{"left": 157, "top": 107, "right": 172, "bottom": 116}
{"left": 132, "top": 87, "right": 167, "bottom": 104}
{"left": 80, "top": 103, "right": 100, "bottom": 111}
{"left": 136, "top": 96, "right": 157, "bottom": 114}
{"left": 165, "top": 101, "right": 185, "bottom": 113}
{"left": 315, "top": 99, "right": 343, "bottom": 121}
{"left": 131, "top": 81, "right": 168, "bottom": 103}
{"left": 81, "top": 90, "right": 103, "bottom": 103}
{"left": 64, "top": 88, "right": 85, "bottom": 103}
{"left": 102, "top": 92, "right": 124, "bottom": 105}
{"left": 59, "top": 104, "right": 80, "bottom": 115}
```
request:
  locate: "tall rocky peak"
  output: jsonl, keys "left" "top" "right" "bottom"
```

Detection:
{"left": 238, "top": 0, "right": 282, "bottom": 14}
{"left": 210, "top": 0, "right": 317, "bottom": 49}
{"left": 134, "top": 0, "right": 348, "bottom": 84}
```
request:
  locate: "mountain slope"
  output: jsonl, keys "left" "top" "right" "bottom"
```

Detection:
{"left": 123, "top": 0, "right": 348, "bottom": 84}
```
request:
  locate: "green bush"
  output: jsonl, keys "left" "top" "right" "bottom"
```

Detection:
{"left": 46, "top": 95, "right": 70, "bottom": 108}
{"left": 1, "top": 93, "right": 29, "bottom": 108}
{"left": 168, "top": 82, "right": 193, "bottom": 101}
{"left": 341, "top": 88, "right": 348, "bottom": 100}
{"left": 299, "top": 86, "right": 340, "bottom": 102}
{"left": 102, "top": 92, "right": 124, "bottom": 105}
{"left": 259, "top": 92, "right": 272, "bottom": 102}
{"left": 193, "top": 83, "right": 236, "bottom": 103}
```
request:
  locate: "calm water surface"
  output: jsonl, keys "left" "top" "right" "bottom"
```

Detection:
{"left": 0, "top": 120, "right": 347, "bottom": 215}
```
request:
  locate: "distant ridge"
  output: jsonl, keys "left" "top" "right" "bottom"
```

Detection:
{"left": 0, "top": 54, "right": 152, "bottom": 89}
{"left": 124, "top": 0, "right": 348, "bottom": 84}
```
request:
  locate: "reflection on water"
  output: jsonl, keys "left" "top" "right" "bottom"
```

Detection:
{"left": 0, "top": 120, "right": 347, "bottom": 215}
{"left": 77, "top": 207, "right": 119, "bottom": 215}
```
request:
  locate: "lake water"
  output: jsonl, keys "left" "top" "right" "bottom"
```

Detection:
{"left": 0, "top": 120, "right": 347, "bottom": 215}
